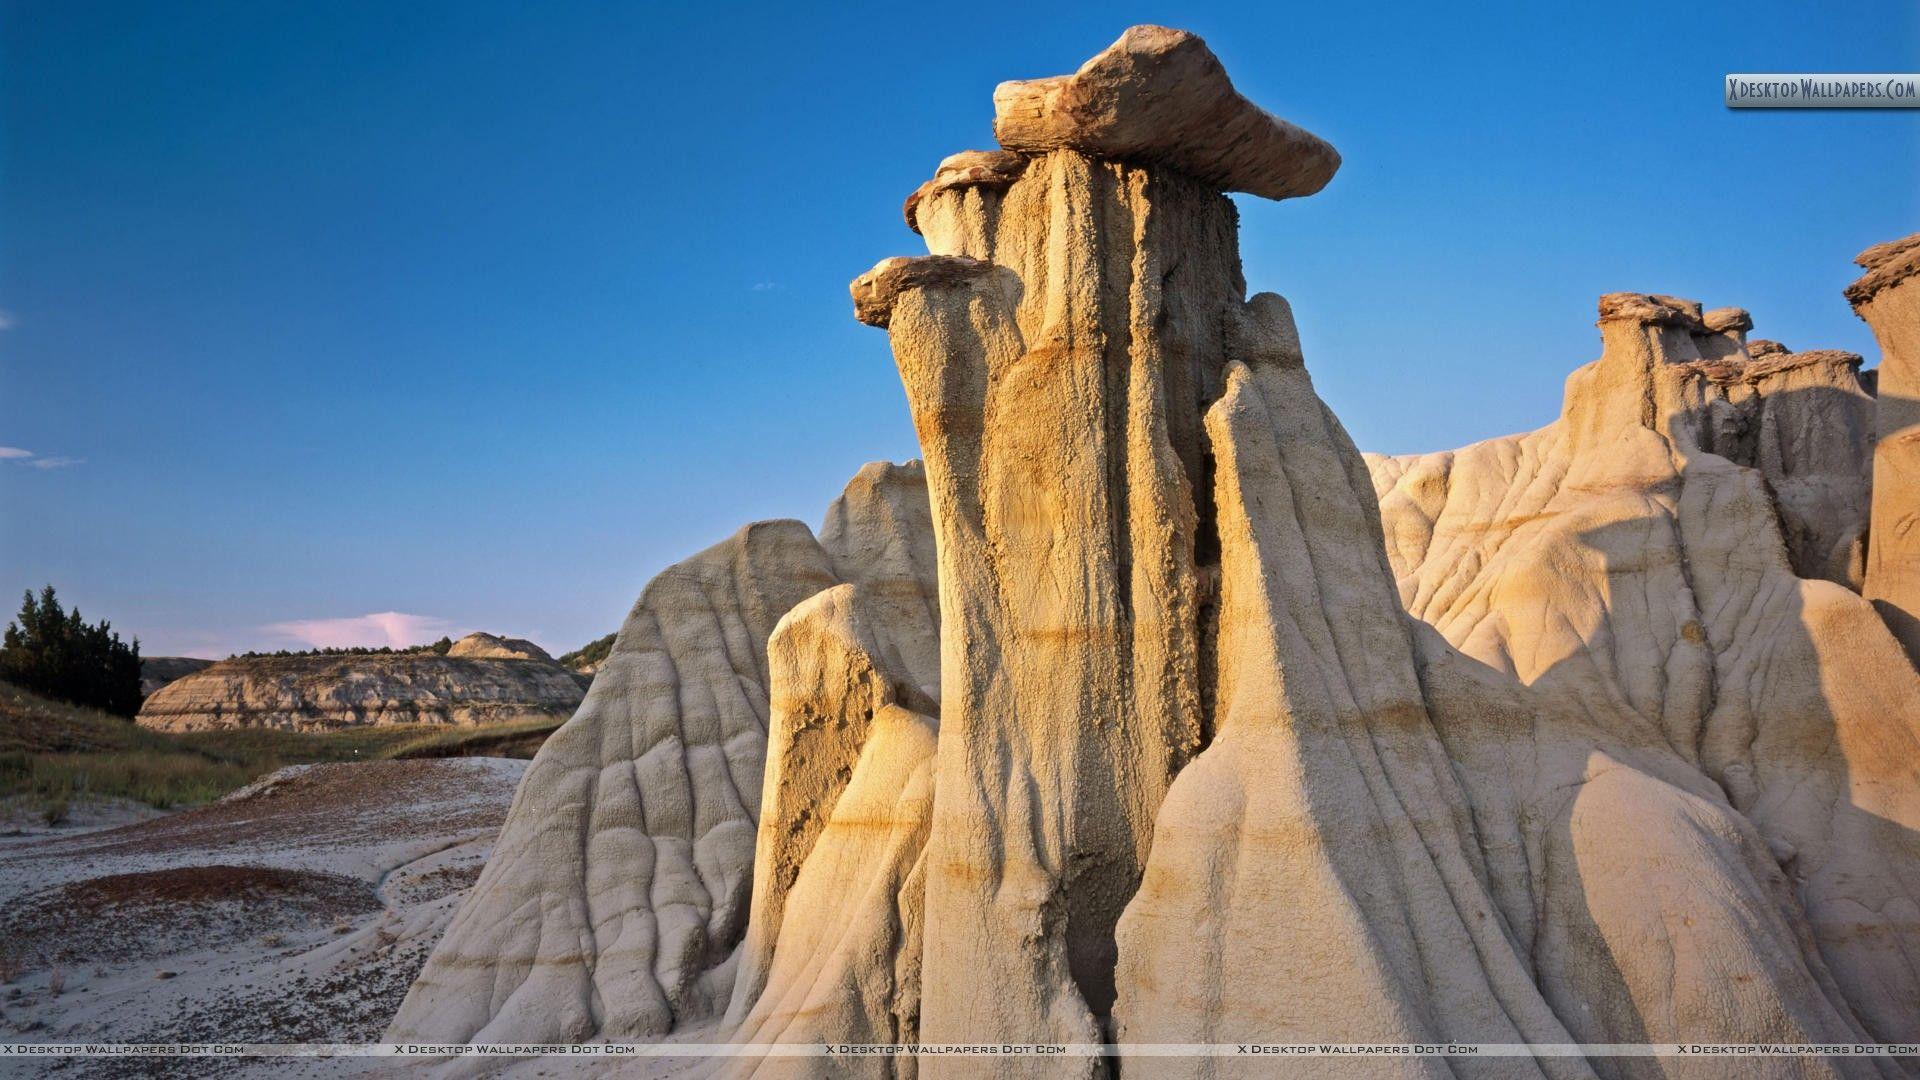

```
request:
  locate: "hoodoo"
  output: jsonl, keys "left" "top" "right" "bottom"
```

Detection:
{"left": 1850, "top": 233, "right": 1920, "bottom": 661}
{"left": 393, "top": 26, "right": 1920, "bottom": 1078}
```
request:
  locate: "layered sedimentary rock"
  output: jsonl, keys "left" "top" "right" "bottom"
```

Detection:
{"left": 393, "top": 26, "right": 1920, "bottom": 1077}
{"left": 135, "top": 653, "right": 587, "bottom": 732}
{"left": 446, "top": 631, "right": 554, "bottom": 662}
{"left": 388, "top": 461, "right": 935, "bottom": 1042}
{"left": 1850, "top": 233, "right": 1920, "bottom": 660}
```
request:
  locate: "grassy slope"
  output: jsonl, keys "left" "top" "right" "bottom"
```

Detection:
{"left": 0, "top": 681, "right": 559, "bottom": 817}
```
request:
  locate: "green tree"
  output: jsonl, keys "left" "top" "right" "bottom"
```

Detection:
{"left": 558, "top": 632, "right": 616, "bottom": 671}
{"left": 0, "top": 586, "right": 143, "bottom": 717}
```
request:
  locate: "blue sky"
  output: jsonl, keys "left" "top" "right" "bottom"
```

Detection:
{"left": 2, "top": 1, "right": 1915, "bottom": 658}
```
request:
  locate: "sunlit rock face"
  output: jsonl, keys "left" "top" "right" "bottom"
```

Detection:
{"left": 1851, "top": 233, "right": 1920, "bottom": 663}
{"left": 392, "top": 26, "right": 1920, "bottom": 1077}
{"left": 1365, "top": 290, "right": 1920, "bottom": 1062}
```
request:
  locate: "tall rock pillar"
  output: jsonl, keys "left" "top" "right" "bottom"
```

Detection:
{"left": 850, "top": 25, "right": 1337, "bottom": 1062}
{"left": 1849, "top": 234, "right": 1920, "bottom": 663}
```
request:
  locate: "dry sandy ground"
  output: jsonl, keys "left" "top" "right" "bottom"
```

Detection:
{"left": 0, "top": 757, "right": 527, "bottom": 1078}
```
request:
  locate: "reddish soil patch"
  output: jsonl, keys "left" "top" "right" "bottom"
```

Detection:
{"left": 54, "top": 864, "right": 361, "bottom": 907}
{"left": 4, "top": 864, "right": 378, "bottom": 968}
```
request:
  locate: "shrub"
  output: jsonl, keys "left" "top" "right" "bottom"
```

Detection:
{"left": 558, "top": 632, "right": 616, "bottom": 671}
{"left": 226, "top": 635, "right": 456, "bottom": 660}
{"left": 0, "top": 587, "right": 142, "bottom": 717}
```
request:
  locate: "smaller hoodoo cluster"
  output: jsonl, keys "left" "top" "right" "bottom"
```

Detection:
{"left": 392, "top": 26, "right": 1920, "bottom": 1080}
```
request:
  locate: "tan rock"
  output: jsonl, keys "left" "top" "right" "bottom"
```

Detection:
{"left": 386, "top": 462, "right": 935, "bottom": 1045}
{"left": 849, "top": 255, "right": 994, "bottom": 329}
{"left": 1704, "top": 305, "right": 1754, "bottom": 335}
{"left": 135, "top": 653, "right": 585, "bottom": 732}
{"left": 722, "top": 582, "right": 937, "bottom": 1062}
{"left": 1850, "top": 232, "right": 1920, "bottom": 661}
{"left": 902, "top": 150, "right": 1027, "bottom": 235}
{"left": 445, "top": 631, "right": 552, "bottom": 661}
{"left": 390, "top": 27, "right": 1920, "bottom": 1075}
{"left": 992, "top": 25, "right": 1339, "bottom": 201}
{"left": 1845, "top": 232, "right": 1920, "bottom": 308}
{"left": 873, "top": 143, "right": 1256, "bottom": 1061}
{"left": 1369, "top": 289, "right": 1920, "bottom": 1047}
{"left": 1565, "top": 292, "right": 1875, "bottom": 587}
{"left": 1114, "top": 300, "right": 1889, "bottom": 1075}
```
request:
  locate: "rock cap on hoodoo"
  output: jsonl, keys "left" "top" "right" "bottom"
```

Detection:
{"left": 1846, "top": 232, "right": 1920, "bottom": 308}
{"left": 903, "top": 150, "right": 1028, "bottom": 234}
{"left": 991, "top": 25, "right": 1339, "bottom": 202}
{"left": 1702, "top": 306, "right": 1753, "bottom": 335}
{"left": 1597, "top": 292, "right": 1707, "bottom": 328}
{"left": 850, "top": 255, "right": 995, "bottom": 328}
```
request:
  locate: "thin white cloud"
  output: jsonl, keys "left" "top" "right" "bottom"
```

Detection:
{"left": 751, "top": 281, "right": 781, "bottom": 292}
{"left": 0, "top": 446, "right": 80, "bottom": 468}
{"left": 0, "top": 310, "right": 15, "bottom": 332}
{"left": 261, "top": 611, "right": 461, "bottom": 650}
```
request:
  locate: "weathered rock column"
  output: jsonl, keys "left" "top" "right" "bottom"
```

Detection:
{"left": 851, "top": 25, "right": 1337, "bottom": 1062}
{"left": 1850, "top": 234, "right": 1920, "bottom": 663}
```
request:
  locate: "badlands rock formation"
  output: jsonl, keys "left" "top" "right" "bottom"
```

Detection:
{"left": 391, "top": 460, "right": 935, "bottom": 1041}
{"left": 1851, "top": 233, "right": 1920, "bottom": 661}
{"left": 395, "top": 26, "right": 1920, "bottom": 1076}
{"left": 136, "top": 652, "right": 587, "bottom": 732}
{"left": 447, "top": 631, "right": 555, "bottom": 662}
{"left": 1357, "top": 291, "right": 1920, "bottom": 1068}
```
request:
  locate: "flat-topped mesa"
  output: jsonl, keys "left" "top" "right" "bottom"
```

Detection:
{"left": 991, "top": 25, "right": 1339, "bottom": 202}
{"left": 1849, "top": 232, "right": 1920, "bottom": 662}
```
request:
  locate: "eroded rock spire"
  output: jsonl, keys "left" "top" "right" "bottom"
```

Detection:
{"left": 1850, "top": 233, "right": 1920, "bottom": 660}
{"left": 853, "top": 24, "right": 1337, "bottom": 1060}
